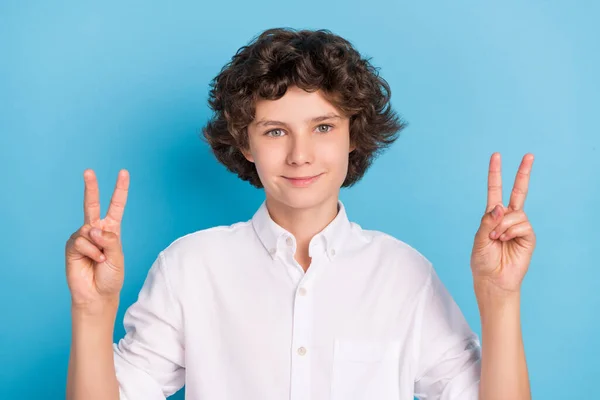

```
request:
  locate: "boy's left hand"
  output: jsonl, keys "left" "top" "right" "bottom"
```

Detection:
{"left": 470, "top": 152, "right": 536, "bottom": 295}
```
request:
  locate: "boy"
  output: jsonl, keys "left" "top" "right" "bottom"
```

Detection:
{"left": 66, "top": 27, "right": 535, "bottom": 399}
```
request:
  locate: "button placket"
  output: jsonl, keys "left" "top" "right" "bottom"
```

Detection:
{"left": 289, "top": 277, "right": 313, "bottom": 400}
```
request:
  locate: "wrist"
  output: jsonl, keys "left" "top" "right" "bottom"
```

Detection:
{"left": 71, "top": 301, "right": 118, "bottom": 345}
{"left": 71, "top": 297, "right": 120, "bottom": 320}
{"left": 474, "top": 278, "right": 521, "bottom": 315}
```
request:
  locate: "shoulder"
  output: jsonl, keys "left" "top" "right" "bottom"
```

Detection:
{"left": 348, "top": 223, "right": 434, "bottom": 286}
{"left": 159, "top": 219, "right": 254, "bottom": 267}
{"left": 352, "top": 222, "right": 432, "bottom": 265}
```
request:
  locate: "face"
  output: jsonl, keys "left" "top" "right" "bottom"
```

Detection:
{"left": 242, "top": 86, "right": 355, "bottom": 210}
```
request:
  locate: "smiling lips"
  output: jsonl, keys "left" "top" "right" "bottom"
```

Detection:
{"left": 283, "top": 173, "right": 323, "bottom": 187}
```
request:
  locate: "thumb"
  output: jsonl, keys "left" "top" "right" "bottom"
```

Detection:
{"left": 478, "top": 204, "right": 504, "bottom": 236}
{"left": 89, "top": 228, "right": 123, "bottom": 263}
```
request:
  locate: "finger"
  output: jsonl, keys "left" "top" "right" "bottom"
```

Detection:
{"left": 497, "top": 221, "right": 534, "bottom": 242}
{"left": 83, "top": 169, "right": 101, "bottom": 225}
{"left": 88, "top": 227, "right": 123, "bottom": 262}
{"left": 486, "top": 152, "right": 503, "bottom": 213}
{"left": 105, "top": 170, "right": 130, "bottom": 229}
{"left": 477, "top": 203, "right": 506, "bottom": 239}
{"left": 77, "top": 224, "right": 103, "bottom": 250}
{"left": 508, "top": 153, "right": 534, "bottom": 211}
{"left": 70, "top": 235, "right": 106, "bottom": 263}
{"left": 489, "top": 210, "right": 528, "bottom": 240}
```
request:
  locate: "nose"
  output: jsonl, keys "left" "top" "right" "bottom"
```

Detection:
{"left": 286, "top": 133, "right": 314, "bottom": 165}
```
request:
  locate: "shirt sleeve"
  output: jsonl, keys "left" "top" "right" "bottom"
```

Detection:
{"left": 413, "top": 265, "right": 482, "bottom": 400}
{"left": 113, "top": 251, "right": 185, "bottom": 400}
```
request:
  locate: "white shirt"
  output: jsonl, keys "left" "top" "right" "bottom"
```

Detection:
{"left": 113, "top": 200, "right": 481, "bottom": 400}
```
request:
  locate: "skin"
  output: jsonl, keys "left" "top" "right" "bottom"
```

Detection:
{"left": 242, "top": 86, "right": 355, "bottom": 271}
{"left": 65, "top": 84, "right": 535, "bottom": 399}
{"left": 65, "top": 169, "right": 129, "bottom": 400}
{"left": 471, "top": 152, "right": 536, "bottom": 399}
{"left": 471, "top": 153, "right": 536, "bottom": 295}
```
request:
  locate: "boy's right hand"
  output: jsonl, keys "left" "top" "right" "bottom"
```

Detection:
{"left": 65, "top": 169, "right": 130, "bottom": 313}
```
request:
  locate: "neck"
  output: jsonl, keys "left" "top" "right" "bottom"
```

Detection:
{"left": 265, "top": 194, "right": 339, "bottom": 268}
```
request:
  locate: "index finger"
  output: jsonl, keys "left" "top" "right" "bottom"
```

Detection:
{"left": 83, "top": 169, "right": 101, "bottom": 225}
{"left": 486, "top": 152, "right": 503, "bottom": 213}
{"left": 105, "top": 169, "right": 130, "bottom": 227}
{"left": 508, "top": 153, "right": 534, "bottom": 211}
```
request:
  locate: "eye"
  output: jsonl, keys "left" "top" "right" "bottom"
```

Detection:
{"left": 264, "top": 124, "right": 333, "bottom": 137}
{"left": 316, "top": 124, "right": 333, "bottom": 133}
{"left": 265, "top": 129, "right": 286, "bottom": 137}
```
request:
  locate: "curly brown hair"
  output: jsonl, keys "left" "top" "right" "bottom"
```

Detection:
{"left": 201, "top": 27, "right": 407, "bottom": 188}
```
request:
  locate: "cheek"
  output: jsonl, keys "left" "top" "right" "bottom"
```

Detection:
{"left": 321, "top": 140, "right": 350, "bottom": 166}
{"left": 252, "top": 146, "right": 282, "bottom": 176}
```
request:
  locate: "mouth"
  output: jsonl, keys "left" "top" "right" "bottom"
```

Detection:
{"left": 282, "top": 173, "right": 324, "bottom": 187}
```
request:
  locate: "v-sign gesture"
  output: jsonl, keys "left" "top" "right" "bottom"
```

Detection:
{"left": 470, "top": 153, "right": 536, "bottom": 296}
{"left": 65, "top": 169, "right": 130, "bottom": 312}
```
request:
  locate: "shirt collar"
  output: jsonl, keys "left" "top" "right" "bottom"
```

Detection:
{"left": 251, "top": 199, "right": 352, "bottom": 261}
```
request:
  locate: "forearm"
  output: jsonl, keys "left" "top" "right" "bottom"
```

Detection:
{"left": 67, "top": 302, "right": 120, "bottom": 400}
{"left": 475, "top": 283, "right": 531, "bottom": 400}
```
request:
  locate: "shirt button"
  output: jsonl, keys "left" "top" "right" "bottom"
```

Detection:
{"left": 297, "top": 346, "right": 307, "bottom": 356}
{"left": 298, "top": 287, "right": 307, "bottom": 296}
{"left": 330, "top": 248, "right": 336, "bottom": 256}
{"left": 268, "top": 248, "right": 276, "bottom": 255}
{"left": 286, "top": 236, "right": 293, "bottom": 246}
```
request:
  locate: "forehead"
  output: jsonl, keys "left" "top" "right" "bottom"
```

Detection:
{"left": 252, "top": 86, "right": 340, "bottom": 121}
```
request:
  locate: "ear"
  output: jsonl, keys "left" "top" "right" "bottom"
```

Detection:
{"left": 349, "top": 142, "right": 356, "bottom": 153}
{"left": 241, "top": 147, "right": 255, "bottom": 163}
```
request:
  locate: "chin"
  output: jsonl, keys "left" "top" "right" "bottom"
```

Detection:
{"left": 268, "top": 187, "right": 338, "bottom": 211}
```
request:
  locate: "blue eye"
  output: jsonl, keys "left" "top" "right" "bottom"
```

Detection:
{"left": 264, "top": 124, "right": 333, "bottom": 137}
{"left": 265, "top": 129, "right": 285, "bottom": 137}
{"left": 316, "top": 124, "right": 333, "bottom": 133}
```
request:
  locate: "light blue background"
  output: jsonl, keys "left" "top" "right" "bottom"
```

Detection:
{"left": 1, "top": 0, "right": 598, "bottom": 398}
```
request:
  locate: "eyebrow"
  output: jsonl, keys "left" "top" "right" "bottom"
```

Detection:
{"left": 253, "top": 113, "right": 342, "bottom": 128}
